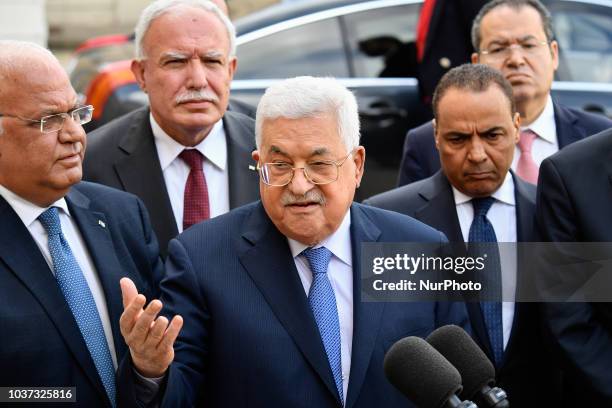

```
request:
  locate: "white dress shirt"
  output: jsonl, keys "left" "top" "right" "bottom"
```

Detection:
{"left": 0, "top": 184, "right": 118, "bottom": 368}
{"left": 452, "top": 173, "right": 517, "bottom": 350}
{"left": 151, "top": 115, "right": 230, "bottom": 232}
{"left": 512, "top": 95, "right": 559, "bottom": 170}
{"left": 287, "top": 211, "right": 353, "bottom": 403}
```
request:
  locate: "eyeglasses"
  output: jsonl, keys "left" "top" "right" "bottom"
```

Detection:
{"left": 479, "top": 40, "right": 550, "bottom": 60}
{"left": 0, "top": 105, "right": 94, "bottom": 134}
{"left": 257, "top": 150, "right": 354, "bottom": 187}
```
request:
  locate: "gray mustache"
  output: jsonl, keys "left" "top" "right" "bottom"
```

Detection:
{"left": 281, "top": 190, "right": 326, "bottom": 206}
{"left": 175, "top": 90, "right": 219, "bottom": 105}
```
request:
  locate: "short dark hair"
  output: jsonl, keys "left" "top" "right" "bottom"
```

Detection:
{"left": 432, "top": 64, "right": 516, "bottom": 120}
{"left": 471, "top": 0, "right": 554, "bottom": 51}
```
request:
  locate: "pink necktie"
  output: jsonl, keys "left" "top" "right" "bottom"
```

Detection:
{"left": 180, "top": 149, "right": 210, "bottom": 230}
{"left": 517, "top": 129, "right": 539, "bottom": 184}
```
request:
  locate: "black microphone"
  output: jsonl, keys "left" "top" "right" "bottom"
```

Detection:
{"left": 427, "top": 325, "right": 509, "bottom": 408}
{"left": 384, "top": 336, "right": 478, "bottom": 408}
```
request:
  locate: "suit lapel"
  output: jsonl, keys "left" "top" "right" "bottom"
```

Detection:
{"left": 114, "top": 109, "right": 177, "bottom": 255}
{"left": 554, "top": 103, "right": 582, "bottom": 148}
{"left": 237, "top": 204, "right": 340, "bottom": 402}
{"left": 0, "top": 195, "right": 109, "bottom": 403}
{"left": 66, "top": 188, "right": 128, "bottom": 360}
{"left": 345, "top": 204, "right": 384, "bottom": 408}
{"left": 414, "top": 172, "right": 464, "bottom": 242}
{"left": 224, "top": 111, "right": 259, "bottom": 208}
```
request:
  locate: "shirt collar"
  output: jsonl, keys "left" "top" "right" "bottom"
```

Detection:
{"left": 521, "top": 94, "right": 556, "bottom": 144}
{"left": 287, "top": 209, "right": 352, "bottom": 267}
{"left": 0, "top": 183, "right": 71, "bottom": 228}
{"left": 150, "top": 114, "right": 227, "bottom": 171}
{"left": 452, "top": 171, "right": 515, "bottom": 206}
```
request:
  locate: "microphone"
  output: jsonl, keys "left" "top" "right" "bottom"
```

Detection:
{"left": 427, "top": 325, "right": 509, "bottom": 408}
{"left": 384, "top": 336, "right": 478, "bottom": 408}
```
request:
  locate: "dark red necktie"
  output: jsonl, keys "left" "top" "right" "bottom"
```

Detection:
{"left": 416, "top": 0, "right": 437, "bottom": 62}
{"left": 179, "top": 149, "right": 210, "bottom": 230}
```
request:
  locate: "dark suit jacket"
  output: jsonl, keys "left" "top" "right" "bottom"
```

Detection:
{"left": 417, "top": 0, "right": 487, "bottom": 104}
{"left": 0, "top": 182, "right": 163, "bottom": 408}
{"left": 397, "top": 103, "right": 612, "bottom": 186}
{"left": 537, "top": 127, "right": 612, "bottom": 405}
{"left": 118, "top": 201, "right": 470, "bottom": 407}
{"left": 83, "top": 107, "right": 260, "bottom": 256}
{"left": 365, "top": 171, "right": 562, "bottom": 407}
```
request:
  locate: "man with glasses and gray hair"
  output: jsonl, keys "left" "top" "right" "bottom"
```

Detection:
{"left": 83, "top": 0, "right": 259, "bottom": 258}
{"left": 0, "top": 40, "right": 163, "bottom": 407}
{"left": 397, "top": 0, "right": 612, "bottom": 186}
{"left": 117, "top": 76, "right": 469, "bottom": 407}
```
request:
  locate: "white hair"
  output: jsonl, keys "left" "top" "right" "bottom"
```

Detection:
{"left": 0, "top": 41, "right": 59, "bottom": 134}
{"left": 134, "top": 0, "right": 236, "bottom": 60}
{"left": 255, "top": 76, "right": 361, "bottom": 151}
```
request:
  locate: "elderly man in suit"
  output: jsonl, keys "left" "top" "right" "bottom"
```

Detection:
{"left": 116, "top": 76, "right": 469, "bottom": 407}
{"left": 537, "top": 126, "right": 612, "bottom": 405}
{"left": 398, "top": 0, "right": 612, "bottom": 186}
{"left": 366, "top": 64, "right": 561, "bottom": 407}
{"left": 0, "top": 40, "right": 163, "bottom": 407}
{"left": 83, "top": 0, "right": 259, "bottom": 257}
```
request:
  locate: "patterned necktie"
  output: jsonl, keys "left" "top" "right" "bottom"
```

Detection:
{"left": 516, "top": 129, "right": 539, "bottom": 184}
{"left": 468, "top": 197, "right": 504, "bottom": 367}
{"left": 302, "top": 247, "right": 344, "bottom": 404}
{"left": 38, "top": 207, "right": 116, "bottom": 406}
{"left": 180, "top": 149, "right": 210, "bottom": 230}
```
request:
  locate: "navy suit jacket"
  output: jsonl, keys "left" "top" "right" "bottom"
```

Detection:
{"left": 365, "top": 171, "right": 562, "bottom": 407}
{"left": 397, "top": 103, "right": 612, "bottom": 186}
{"left": 83, "top": 107, "right": 260, "bottom": 257}
{"left": 537, "top": 127, "right": 612, "bottom": 405}
{"left": 0, "top": 182, "right": 163, "bottom": 407}
{"left": 118, "top": 201, "right": 469, "bottom": 407}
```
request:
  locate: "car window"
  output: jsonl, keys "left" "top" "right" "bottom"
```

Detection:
{"left": 235, "top": 17, "right": 348, "bottom": 79}
{"left": 343, "top": 4, "right": 420, "bottom": 78}
{"left": 549, "top": 2, "right": 612, "bottom": 83}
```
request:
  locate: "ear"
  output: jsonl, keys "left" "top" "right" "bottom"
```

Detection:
{"left": 131, "top": 59, "right": 147, "bottom": 93}
{"left": 227, "top": 56, "right": 237, "bottom": 80}
{"left": 471, "top": 52, "right": 480, "bottom": 64}
{"left": 432, "top": 119, "right": 440, "bottom": 150}
{"left": 550, "top": 40, "right": 559, "bottom": 71}
{"left": 512, "top": 112, "right": 521, "bottom": 144}
{"left": 251, "top": 150, "right": 260, "bottom": 162}
{"left": 352, "top": 146, "right": 366, "bottom": 188}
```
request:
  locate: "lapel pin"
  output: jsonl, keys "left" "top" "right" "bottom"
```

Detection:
{"left": 98, "top": 220, "right": 106, "bottom": 228}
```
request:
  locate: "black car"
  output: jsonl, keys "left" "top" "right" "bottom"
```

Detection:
{"left": 76, "top": 0, "right": 612, "bottom": 199}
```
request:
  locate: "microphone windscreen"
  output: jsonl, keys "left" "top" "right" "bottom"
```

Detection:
{"left": 427, "top": 325, "right": 496, "bottom": 400}
{"left": 384, "top": 336, "right": 462, "bottom": 408}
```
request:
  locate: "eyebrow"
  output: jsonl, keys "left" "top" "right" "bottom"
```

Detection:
{"left": 267, "top": 146, "right": 332, "bottom": 157}
{"left": 38, "top": 99, "right": 80, "bottom": 117}
{"left": 479, "top": 126, "right": 507, "bottom": 134}
{"left": 487, "top": 35, "right": 539, "bottom": 45}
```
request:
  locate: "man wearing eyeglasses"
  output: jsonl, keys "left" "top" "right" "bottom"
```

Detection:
{"left": 116, "top": 76, "right": 469, "bottom": 407}
{"left": 0, "top": 40, "right": 163, "bottom": 407}
{"left": 397, "top": 0, "right": 612, "bottom": 187}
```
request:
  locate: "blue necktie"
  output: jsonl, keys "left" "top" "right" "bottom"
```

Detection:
{"left": 468, "top": 197, "right": 504, "bottom": 367}
{"left": 38, "top": 207, "right": 116, "bottom": 406}
{"left": 302, "top": 247, "right": 344, "bottom": 404}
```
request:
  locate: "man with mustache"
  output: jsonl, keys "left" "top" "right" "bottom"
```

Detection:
{"left": 0, "top": 40, "right": 163, "bottom": 407}
{"left": 116, "top": 76, "right": 469, "bottom": 407}
{"left": 83, "top": 0, "right": 259, "bottom": 257}
{"left": 397, "top": 0, "right": 612, "bottom": 186}
{"left": 366, "top": 64, "right": 562, "bottom": 407}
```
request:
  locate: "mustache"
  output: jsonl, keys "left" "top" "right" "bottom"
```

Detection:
{"left": 175, "top": 89, "right": 219, "bottom": 105}
{"left": 281, "top": 189, "right": 326, "bottom": 206}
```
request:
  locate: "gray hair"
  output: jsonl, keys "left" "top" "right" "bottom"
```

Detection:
{"left": 471, "top": 0, "right": 554, "bottom": 51}
{"left": 432, "top": 64, "right": 516, "bottom": 120}
{"left": 255, "top": 76, "right": 361, "bottom": 152}
{"left": 134, "top": 0, "right": 236, "bottom": 60}
{"left": 0, "top": 41, "right": 59, "bottom": 134}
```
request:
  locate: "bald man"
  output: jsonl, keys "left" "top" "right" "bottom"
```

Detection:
{"left": 0, "top": 40, "right": 163, "bottom": 408}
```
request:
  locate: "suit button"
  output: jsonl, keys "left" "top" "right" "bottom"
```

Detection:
{"left": 439, "top": 57, "right": 451, "bottom": 69}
